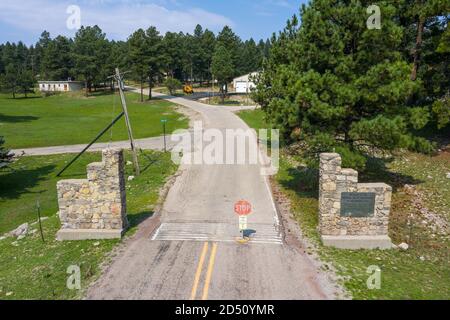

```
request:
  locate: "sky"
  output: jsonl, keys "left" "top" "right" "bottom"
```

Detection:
{"left": 0, "top": 0, "right": 308, "bottom": 45}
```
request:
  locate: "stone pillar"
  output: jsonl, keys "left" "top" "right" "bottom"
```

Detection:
{"left": 318, "top": 153, "right": 393, "bottom": 249}
{"left": 319, "top": 153, "right": 342, "bottom": 236}
{"left": 56, "top": 149, "right": 128, "bottom": 241}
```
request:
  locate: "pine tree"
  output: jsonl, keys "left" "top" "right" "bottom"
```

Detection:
{"left": 254, "top": 0, "right": 438, "bottom": 169}
{"left": 161, "top": 32, "right": 184, "bottom": 79}
{"left": 201, "top": 29, "right": 216, "bottom": 84}
{"left": 0, "top": 64, "right": 18, "bottom": 98}
{"left": 216, "top": 26, "right": 241, "bottom": 77}
{"left": 73, "top": 26, "right": 108, "bottom": 96}
{"left": 144, "top": 26, "right": 163, "bottom": 100}
{"left": 40, "top": 36, "right": 73, "bottom": 80}
{"left": 17, "top": 68, "right": 35, "bottom": 97}
{"left": 128, "top": 29, "right": 148, "bottom": 102}
{"left": 240, "top": 39, "right": 263, "bottom": 74}
{"left": 211, "top": 44, "right": 234, "bottom": 103}
{"left": 0, "top": 136, "right": 13, "bottom": 170}
{"left": 36, "top": 31, "right": 51, "bottom": 79}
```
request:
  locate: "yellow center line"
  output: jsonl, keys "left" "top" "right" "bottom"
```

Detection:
{"left": 190, "top": 242, "right": 209, "bottom": 300}
{"left": 201, "top": 243, "right": 218, "bottom": 301}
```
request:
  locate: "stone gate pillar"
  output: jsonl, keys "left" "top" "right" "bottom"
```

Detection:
{"left": 56, "top": 148, "right": 128, "bottom": 240}
{"left": 319, "top": 153, "right": 392, "bottom": 249}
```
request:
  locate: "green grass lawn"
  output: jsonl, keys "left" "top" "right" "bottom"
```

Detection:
{"left": 153, "top": 87, "right": 186, "bottom": 97}
{"left": 238, "top": 109, "right": 268, "bottom": 130}
{"left": 0, "top": 91, "right": 189, "bottom": 149}
{"left": 0, "top": 150, "right": 178, "bottom": 299}
{"left": 239, "top": 109, "right": 450, "bottom": 300}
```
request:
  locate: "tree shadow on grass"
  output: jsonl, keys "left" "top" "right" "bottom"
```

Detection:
{"left": 88, "top": 90, "right": 115, "bottom": 98}
{"left": 279, "top": 157, "right": 424, "bottom": 199}
{"left": 0, "top": 113, "right": 39, "bottom": 123}
{"left": 4, "top": 95, "right": 42, "bottom": 100}
{"left": 279, "top": 166, "right": 320, "bottom": 200}
{"left": 360, "top": 157, "right": 424, "bottom": 192}
{"left": 0, "top": 164, "right": 56, "bottom": 200}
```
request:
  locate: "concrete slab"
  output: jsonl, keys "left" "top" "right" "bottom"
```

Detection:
{"left": 56, "top": 229, "right": 124, "bottom": 241}
{"left": 321, "top": 235, "right": 393, "bottom": 250}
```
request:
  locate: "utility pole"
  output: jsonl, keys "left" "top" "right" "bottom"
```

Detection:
{"left": 211, "top": 73, "right": 214, "bottom": 104}
{"left": 114, "top": 68, "right": 141, "bottom": 176}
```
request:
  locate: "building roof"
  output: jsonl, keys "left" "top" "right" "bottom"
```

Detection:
{"left": 38, "top": 81, "right": 84, "bottom": 84}
{"left": 233, "top": 72, "right": 259, "bottom": 82}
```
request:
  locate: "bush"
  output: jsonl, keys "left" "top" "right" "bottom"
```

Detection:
{"left": 0, "top": 136, "right": 14, "bottom": 169}
{"left": 163, "top": 78, "right": 182, "bottom": 95}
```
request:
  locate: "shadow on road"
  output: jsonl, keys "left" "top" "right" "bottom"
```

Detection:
{"left": 128, "top": 211, "right": 155, "bottom": 230}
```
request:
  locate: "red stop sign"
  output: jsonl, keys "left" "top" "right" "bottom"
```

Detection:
{"left": 234, "top": 200, "right": 252, "bottom": 216}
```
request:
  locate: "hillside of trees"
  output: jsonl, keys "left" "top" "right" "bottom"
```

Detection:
{"left": 253, "top": 0, "right": 449, "bottom": 168}
{"left": 0, "top": 24, "right": 271, "bottom": 100}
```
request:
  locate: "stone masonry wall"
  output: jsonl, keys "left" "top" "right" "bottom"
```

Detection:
{"left": 319, "top": 153, "right": 392, "bottom": 236}
{"left": 57, "top": 149, "right": 128, "bottom": 231}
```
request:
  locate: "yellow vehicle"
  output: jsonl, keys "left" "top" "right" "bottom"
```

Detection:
{"left": 183, "top": 85, "right": 194, "bottom": 95}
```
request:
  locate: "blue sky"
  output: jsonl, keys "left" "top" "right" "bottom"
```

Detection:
{"left": 0, "top": 0, "right": 308, "bottom": 45}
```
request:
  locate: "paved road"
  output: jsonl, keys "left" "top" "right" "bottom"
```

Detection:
{"left": 12, "top": 134, "right": 189, "bottom": 156}
{"left": 86, "top": 90, "right": 339, "bottom": 300}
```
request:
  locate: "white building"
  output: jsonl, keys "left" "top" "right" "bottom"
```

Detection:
{"left": 38, "top": 81, "right": 84, "bottom": 93}
{"left": 232, "top": 72, "right": 259, "bottom": 93}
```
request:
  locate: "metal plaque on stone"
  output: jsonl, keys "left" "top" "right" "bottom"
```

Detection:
{"left": 340, "top": 192, "right": 376, "bottom": 218}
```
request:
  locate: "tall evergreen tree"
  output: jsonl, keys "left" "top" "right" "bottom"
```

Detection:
{"left": 0, "top": 64, "right": 19, "bottom": 98}
{"left": 162, "top": 32, "right": 184, "bottom": 79}
{"left": 216, "top": 26, "right": 241, "bottom": 77}
{"left": 73, "top": 25, "right": 108, "bottom": 96}
{"left": 40, "top": 36, "right": 73, "bottom": 80}
{"left": 254, "top": 0, "right": 437, "bottom": 169}
{"left": 35, "top": 31, "right": 52, "bottom": 79}
{"left": 128, "top": 28, "right": 148, "bottom": 102}
{"left": 399, "top": 1, "right": 449, "bottom": 128}
{"left": 0, "top": 42, "right": 35, "bottom": 98}
{"left": 201, "top": 29, "right": 216, "bottom": 84}
{"left": 144, "top": 26, "right": 163, "bottom": 100}
{"left": 211, "top": 44, "right": 234, "bottom": 103}
{"left": 240, "top": 38, "right": 263, "bottom": 74}
{"left": 0, "top": 44, "right": 4, "bottom": 75}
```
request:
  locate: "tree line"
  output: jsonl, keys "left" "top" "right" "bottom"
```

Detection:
{"left": 0, "top": 24, "right": 271, "bottom": 100}
{"left": 253, "top": 0, "right": 449, "bottom": 169}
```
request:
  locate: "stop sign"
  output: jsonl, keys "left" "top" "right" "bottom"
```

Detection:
{"left": 234, "top": 200, "right": 252, "bottom": 216}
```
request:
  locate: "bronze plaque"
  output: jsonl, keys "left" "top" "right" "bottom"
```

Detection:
{"left": 340, "top": 192, "right": 376, "bottom": 218}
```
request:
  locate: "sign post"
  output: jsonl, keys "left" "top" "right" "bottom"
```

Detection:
{"left": 161, "top": 119, "right": 168, "bottom": 152}
{"left": 234, "top": 200, "right": 252, "bottom": 241}
{"left": 239, "top": 216, "right": 248, "bottom": 232}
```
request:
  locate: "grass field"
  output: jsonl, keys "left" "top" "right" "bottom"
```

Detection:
{"left": 0, "top": 91, "right": 189, "bottom": 149}
{"left": 0, "top": 150, "right": 178, "bottom": 299}
{"left": 238, "top": 110, "right": 450, "bottom": 300}
{"left": 238, "top": 109, "right": 268, "bottom": 130}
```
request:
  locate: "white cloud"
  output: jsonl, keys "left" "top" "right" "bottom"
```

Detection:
{"left": 0, "top": 0, "right": 234, "bottom": 41}
{"left": 252, "top": 0, "right": 296, "bottom": 18}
